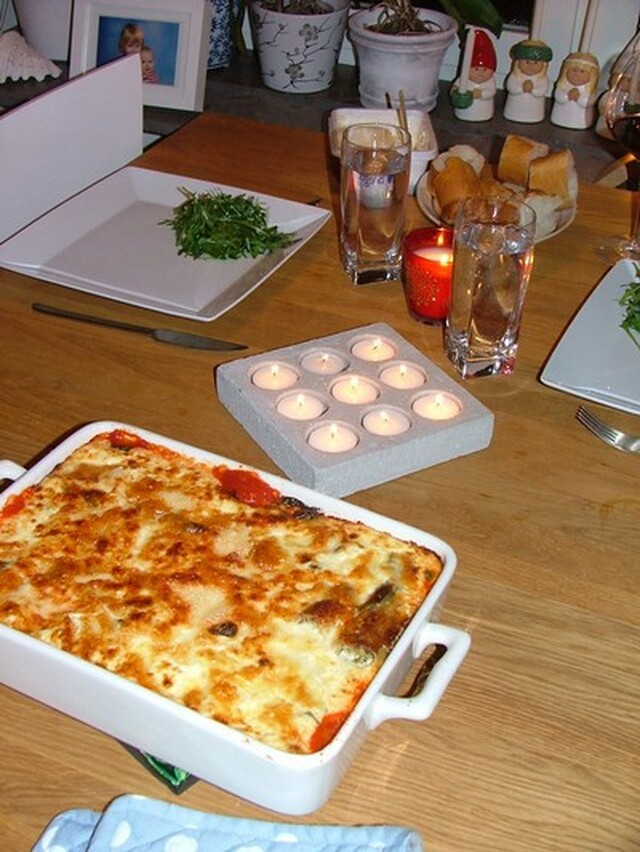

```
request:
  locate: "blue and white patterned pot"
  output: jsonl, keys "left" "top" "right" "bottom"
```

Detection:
{"left": 208, "top": 0, "right": 242, "bottom": 69}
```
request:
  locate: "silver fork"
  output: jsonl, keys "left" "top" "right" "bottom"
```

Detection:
{"left": 575, "top": 406, "right": 640, "bottom": 453}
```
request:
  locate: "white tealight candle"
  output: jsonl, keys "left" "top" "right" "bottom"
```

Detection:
{"left": 362, "top": 408, "right": 411, "bottom": 437}
{"left": 331, "top": 375, "right": 379, "bottom": 405}
{"left": 251, "top": 362, "right": 299, "bottom": 390}
{"left": 300, "top": 350, "right": 347, "bottom": 376}
{"left": 351, "top": 336, "right": 396, "bottom": 362}
{"left": 307, "top": 422, "right": 359, "bottom": 453}
{"left": 379, "top": 362, "right": 426, "bottom": 390}
{"left": 413, "top": 391, "right": 461, "bottom": 421}
{"left": 414, "top": 246, "right": 454, "bottom": 264}
{"left": 276, "top": 392, "right": 326, "bottom": 421}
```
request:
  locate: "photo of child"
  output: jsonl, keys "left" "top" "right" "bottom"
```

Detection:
{"left": 118, "top": 22, "right": 144, "bottom": 55}
{"left": 96, "top": 16, "right": 179, "bottom": 87}
{"left": 140, "top": 45, "right": 159, "bottom": 85}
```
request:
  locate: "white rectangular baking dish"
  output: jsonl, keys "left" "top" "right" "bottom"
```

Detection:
{"left": 0, "top": 421, "right": 470, "bottom": 815}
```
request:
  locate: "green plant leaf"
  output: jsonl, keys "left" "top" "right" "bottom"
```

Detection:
{"left": 438, "top": 0, "right": 503, "bottom": 37}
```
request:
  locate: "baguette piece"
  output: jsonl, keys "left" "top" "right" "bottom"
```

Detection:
{"left": 497, "top": 134, "right": 549, "bottom": 187}
{"left": 430, "top": 144, "right": 485, "bottom": 176}
{"left": 431, "top": 157, "right": 480, "bottom": 224}
{"left": 522, "top": 191, "right": 561, "bottom": 239}
{"left": 528, "top": 150, "right": 578, "bottom": 210}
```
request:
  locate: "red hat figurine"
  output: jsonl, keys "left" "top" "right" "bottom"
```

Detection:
{"left": 471, "top": 29, "right": 497, "bottom": 71}
{"left": 450, "top": 26, "right": 498, "bottom": 122}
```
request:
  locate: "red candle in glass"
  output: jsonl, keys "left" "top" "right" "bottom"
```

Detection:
{"left": 402, "top": 227, "right": 454, "bottom": 324}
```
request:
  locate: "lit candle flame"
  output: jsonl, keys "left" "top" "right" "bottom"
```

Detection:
{"left": 329, "top": 423, "right": 339, "bottom": 441}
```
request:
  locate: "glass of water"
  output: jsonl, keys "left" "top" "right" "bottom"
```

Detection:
{"left": 340, "top": 123, "right": 412, "bottom": 285}
{"left": 445, "top": 196, "right": 536, "bottom": 378}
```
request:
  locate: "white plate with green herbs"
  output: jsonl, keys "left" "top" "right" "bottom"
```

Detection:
{"left": 0, "top": 167, "right": 331, "bottom": 322}
{"left": 540, "top": 259, "right": 640, "bottom": 414}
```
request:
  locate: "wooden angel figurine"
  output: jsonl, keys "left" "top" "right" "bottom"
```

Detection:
{"left": 551, "top": 52, "right": 600, "bottom": 129}
{"left": 450, "top": 27, "right": 498, "bottom": 122}
{"left": 503, "top": 38, "right": 553, "bottom": 123}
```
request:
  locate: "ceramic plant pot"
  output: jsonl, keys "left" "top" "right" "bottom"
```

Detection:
{"left": 348, "top": 5, "right": 457, "bottom": 111}
{"left": 249, "top": 0, "right": 349, "bottom": 94}
{"left": 13, "top": 0, "right": 73, "bottom": 61}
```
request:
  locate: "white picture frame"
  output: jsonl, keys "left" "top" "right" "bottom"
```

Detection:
{"left": 69, "top": 0, "right": 212, "bottom": 110}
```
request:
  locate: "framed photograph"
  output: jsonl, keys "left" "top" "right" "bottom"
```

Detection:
{"left": 69, "top": 0, "right": 212, "bottom": 110}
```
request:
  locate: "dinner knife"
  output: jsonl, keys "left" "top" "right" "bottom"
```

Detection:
{"left": 32, "top": 303, "right": 247, "bottom": 351}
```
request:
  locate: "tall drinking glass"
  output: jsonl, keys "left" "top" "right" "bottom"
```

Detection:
{"left": 445, "top": 196, "right": 536, "bottom": 378}
{"left": 602, "top": 54, "right": 640, "bottom": 260}
{"left": 340, "top": 123, "right": 411, "bottom": 285}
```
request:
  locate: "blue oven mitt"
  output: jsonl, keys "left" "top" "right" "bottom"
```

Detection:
{"left": 33, "top": 794, "right": 424, "bottom": 851}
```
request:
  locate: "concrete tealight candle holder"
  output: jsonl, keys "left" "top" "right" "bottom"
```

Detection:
{"left": 215, "top": 323, "right": 494, "bottom": 496}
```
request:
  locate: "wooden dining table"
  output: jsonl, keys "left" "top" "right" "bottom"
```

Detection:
{"left": 1, "top": 112, "right": 638, "bottom": 851}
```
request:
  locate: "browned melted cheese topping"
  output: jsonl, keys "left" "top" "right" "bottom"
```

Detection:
{"left": 0, "top": 431, "right": 443, "bottom": 753}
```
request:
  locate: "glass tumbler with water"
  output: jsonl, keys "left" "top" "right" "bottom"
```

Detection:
{"left": 340, "top": 123, "right": 411, "bottom": 285}
{"left": 445, "top": 196, "right": 536, "bottom": 378}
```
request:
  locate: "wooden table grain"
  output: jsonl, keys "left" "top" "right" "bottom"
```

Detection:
{"left": 1, "top": 114, "right": 638, "bottom": 851}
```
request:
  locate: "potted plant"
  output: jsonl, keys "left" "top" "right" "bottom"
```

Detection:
{"left": 12, "top": 0, "right": 73, "bottom": 62}
{"left": 248, "top": 0, "right": 350, "bottom": 94}
{"left": 347, "top": 0, "right": 502, "bottom": 111}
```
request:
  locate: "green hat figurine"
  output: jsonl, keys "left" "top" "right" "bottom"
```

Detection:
{"left": 510, "top": 39, "right": 553, "bottom": 63}
{"left": 504, "top": 38, "right": 553, "bottom": 123}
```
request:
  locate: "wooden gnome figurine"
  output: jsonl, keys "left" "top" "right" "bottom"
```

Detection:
{"left": 551, "top": 52, "right": 600, "bottom": 129}
{"left": 450, "top": 27, "right": 497, "bottom": 122}
{"left": 503, "top": 38, "right": 553, "bottom": 123}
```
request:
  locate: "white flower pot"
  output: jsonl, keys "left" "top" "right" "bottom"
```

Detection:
{"left": 249, "top": 0, "right": 349, "bottom": 94}
{"left": 348, "top": 5, "right": 457, "bottom": 111}
{"left": 13, "top": 0, "right": 73, "bottom": 62}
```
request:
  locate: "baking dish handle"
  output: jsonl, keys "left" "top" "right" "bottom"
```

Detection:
{"left": 364, "top": 623, "right": 471, "bottom": 730}
{"left": 0, "top": 460, "right": 27, "bottom": 482}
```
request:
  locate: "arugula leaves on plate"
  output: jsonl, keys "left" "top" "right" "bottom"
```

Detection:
{"left": 620, "top": 262, "right": 640, "bottom": 350}
{"left": 162, "top": 188, "right": 295, "bottom": 260}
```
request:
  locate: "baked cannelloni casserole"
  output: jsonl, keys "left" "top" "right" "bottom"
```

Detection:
{"left": 0, "top": 430, "right": 443, "bottom": 753}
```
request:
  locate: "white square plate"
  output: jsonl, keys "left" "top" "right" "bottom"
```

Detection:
{"left": 540, "top": 259, "right": 640, "bottom": 414}
{"left": 0, "top": 166, "right": 330, "bottom": 322}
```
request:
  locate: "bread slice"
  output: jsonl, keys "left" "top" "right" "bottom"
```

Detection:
{"left": 430, "top": 144, "right": 485, "bottom": 176}
{"left": 497, "top": 134, "right": 549, "bottom": 187}
{"left": 528, "top": 150, "right": 578, "bottom": 210}
{"left": 431, "top": 157, "right": 480, "bottom": 224}
{"left": 522, "top": 191, "right": 561, "bottom": 239}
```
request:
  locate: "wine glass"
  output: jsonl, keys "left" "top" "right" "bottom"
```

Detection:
{"left": 601, "top": 53, "right": 640, "bottom": 260}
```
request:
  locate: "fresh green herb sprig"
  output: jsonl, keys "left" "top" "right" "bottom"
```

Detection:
{"left": 620, "top": 262, "right": 640, "bottom": 350}
{"left": 162, "top": 187, "right": 295, "bottom": 260}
